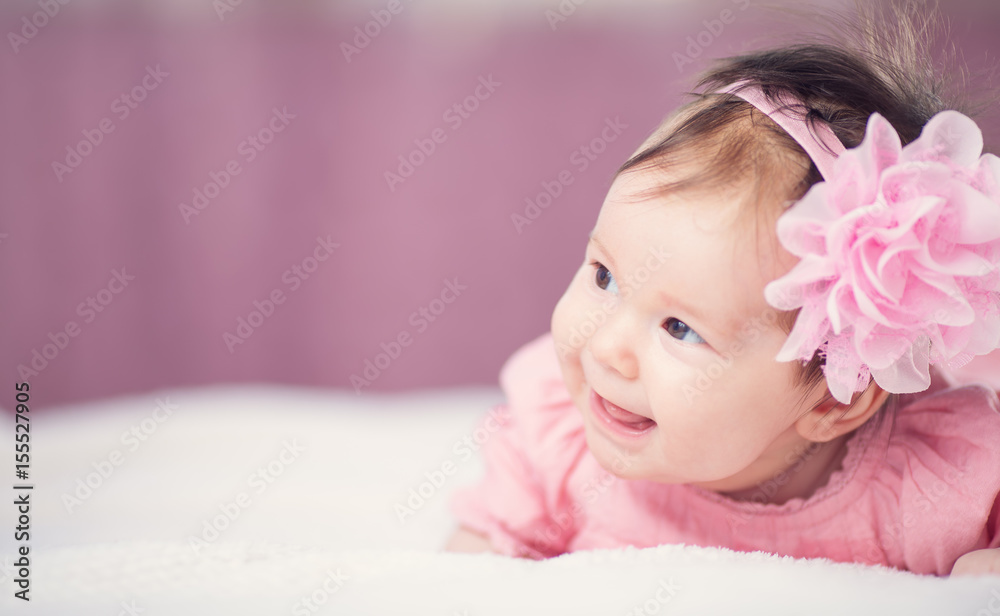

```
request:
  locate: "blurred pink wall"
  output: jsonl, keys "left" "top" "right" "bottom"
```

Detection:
{"left": 2, "top": 1, "right": 998, "bottom": 407}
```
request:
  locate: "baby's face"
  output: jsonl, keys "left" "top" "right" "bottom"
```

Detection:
{"left": 551, "top": 168, "right": 829, "bottom": 491}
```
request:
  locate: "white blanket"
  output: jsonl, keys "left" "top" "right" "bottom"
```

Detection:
{"left": 1, "top": 386, "right": 997, "bottom": 614}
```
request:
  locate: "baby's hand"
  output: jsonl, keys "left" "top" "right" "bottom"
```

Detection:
{"left": 952, "top": 548, "right": 1000, "bottom": 576}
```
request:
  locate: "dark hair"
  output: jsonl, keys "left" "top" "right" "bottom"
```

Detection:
{"left": 614, "top": 1, "right": 994, "bottom": 413}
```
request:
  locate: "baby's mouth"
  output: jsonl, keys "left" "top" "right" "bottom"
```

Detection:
{"left": 593, "top": 390, "right": 657, "bottom": 430}
{"left": 601, "top": 398, "right": 654, "bottom": 426}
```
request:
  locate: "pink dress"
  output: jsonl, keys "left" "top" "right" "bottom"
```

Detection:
{"left": 449, "top": 332, "right": 1000, "bottom": 576}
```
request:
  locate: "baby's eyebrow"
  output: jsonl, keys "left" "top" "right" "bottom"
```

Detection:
{"left": 587, "top": 233, "right": 618, "bottom": 272}
{"left": 657, "top": 287, "right": 747, "bottom": 343}
{"left": 658, "top": 289, "right": 714, "bottom": 329}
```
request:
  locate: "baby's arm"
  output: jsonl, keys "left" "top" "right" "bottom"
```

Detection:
{"left": 444, "top": 525, "right": 498, "bottom": 554}
{"left": 951, "top": 548, "right": 1000, "bottom": 576}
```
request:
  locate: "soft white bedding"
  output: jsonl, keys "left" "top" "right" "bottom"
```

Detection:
{"left": 1, "top": 385, "right": 997, "bottom": 614}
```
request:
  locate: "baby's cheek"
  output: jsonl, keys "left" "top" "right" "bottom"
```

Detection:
{"left": 551, "top": 289, "right": 592, "bottom": 390}
{"left": 551, "top": 284, "right": 587, "bottom": 349}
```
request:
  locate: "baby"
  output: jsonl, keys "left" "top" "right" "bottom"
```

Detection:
{"left": 446, "top": 3, "right": 1000, "bottom": 577}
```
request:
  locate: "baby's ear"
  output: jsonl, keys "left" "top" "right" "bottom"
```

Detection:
{"left": 794, "top": 383, "right": 890, "bottom": 443}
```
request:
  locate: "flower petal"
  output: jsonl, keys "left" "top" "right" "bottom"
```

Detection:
{"left": 948, "top": 182, "right": 1000, "bottom": 244}
{"left": 775, "top": 306, "right": 829, "bottom": 362}
{"left": 904, "top": 272, "right": 976, "bottom": 327}
{"left": 822, "top": 333, "right": 868, "bottom": 404}
{"left": 903, "top": 110, "right": 983, "bottom": 168}
{"left": 974, "top": 153, "right": 1000, "bottom": 200}
{"left": 869, "top": 339, "right": 931, "bottom": 394}
{"left": 764, "top": 255, "right": 834, "bottom": 310}
{"left": 852, "top": 242, "right": 892, "bottom": 325}
{"left": 851, "top": 113, "right": 903, "bottom": 176}
{"left": 826, "top": 277, "right": 853, "bottom": 334}
{"left": 874, "top": 232, "right": 922, "bottom": 297}
{"left": 775, "top": 185, "right": 837, "bottom": 257}
{"left": 914, "top": 245, "right": 993, "bottom": 278}
{"left": 878, "top": 163, "right": 951, "bottom": 210}
{"left": 827, "top": 113, "right": 901, "bottom": 214}
{"left": 854, "top": 321, "right": 914, "bottom": 370}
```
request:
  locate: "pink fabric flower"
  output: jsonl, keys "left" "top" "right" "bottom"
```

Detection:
{"left": 765, "top": 111, "right": 1000, "bottom": 404}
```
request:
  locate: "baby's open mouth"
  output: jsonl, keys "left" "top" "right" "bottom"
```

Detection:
{"left": 591, "top": 390, "right": 657, "bottom": 433}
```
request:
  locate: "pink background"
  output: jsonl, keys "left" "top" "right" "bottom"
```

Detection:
{"left": 2, "top": 0, "right": 998, "bottom": 407}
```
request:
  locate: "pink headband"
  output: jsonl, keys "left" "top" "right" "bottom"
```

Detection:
{"left": 718, "top": 81, "right": 845, "bottom": 179}
{"left": 715, "top": 81, "right": 1000, "bottom": 405}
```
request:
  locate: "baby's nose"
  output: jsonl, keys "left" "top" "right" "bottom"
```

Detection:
{"left": 588, "top": 314, "right": 639, "bottom": 380}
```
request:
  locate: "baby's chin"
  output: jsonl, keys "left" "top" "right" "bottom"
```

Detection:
{"left": 579, "top": 424, "right": 718, "bottom": 486}
{"left": 577, "top": 421, "right": 650, "bottom": 480}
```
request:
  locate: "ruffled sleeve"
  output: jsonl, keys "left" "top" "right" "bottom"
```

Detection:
{"left": 870, "top": 384, "right": 1000, "bottom": 575}
{"left": 448, "top": 332, "right": 587, "bottom": 558}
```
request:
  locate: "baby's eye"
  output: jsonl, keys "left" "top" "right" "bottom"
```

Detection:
{"left": 592, "top": 262, "right": 619, "bottom": 294}
{"left": 664, "top": 317, "right": 706, "bottom": 345}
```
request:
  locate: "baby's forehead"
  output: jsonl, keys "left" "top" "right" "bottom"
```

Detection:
{"left": 612, "top": 138, "right": 806, "bottom": 253}
{"left": 607, "top": 163, "right": 779, "bottom": 234}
